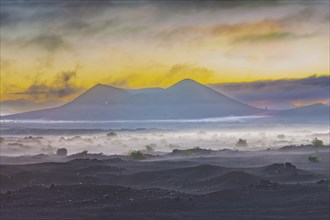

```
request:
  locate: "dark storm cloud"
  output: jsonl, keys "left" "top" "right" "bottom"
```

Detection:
{"left": 209, "top": 75, "right": 330, "bottom": 108}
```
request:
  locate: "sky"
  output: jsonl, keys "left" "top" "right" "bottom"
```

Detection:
{"left": 0, "top": 0, "right": 329, "bottom": 114}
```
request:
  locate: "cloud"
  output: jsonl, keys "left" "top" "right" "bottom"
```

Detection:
{"left": 233, "top": 32, "right": 314, "bottom": 43}
{"left": 1, "top": 0, "right": 329, "bottom": 99}
{"left": 0, "top": 57, "right": 17, "bottom": 77}
{"left": 158, "top": 20, "right": 282, "bottom": 41}
{"left": 1, "top": 0, "right": 328, "bottom": 53}
{"left": 100, "top": 63, "right": 217, "bottom": 89}
{"left": 14, "top": 71, "right": 83, "bottom": 100}
{"left": 155, "top": 3, "right": 328, "bottom": 45}
{"left": 163, "top": 64, "right": 216, "bottom": 85}
{"left": 209, "top": 75, "right": 330, "bottom": 109}
{"left": 23, "top": 34, "right": 68, "bottom": 52}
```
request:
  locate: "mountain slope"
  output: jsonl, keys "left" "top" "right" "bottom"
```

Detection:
{"left": 276, "top": 103, "right": 329, "bottom": 116}
{"left": 273, "top": 103, "right": 329, "bottom": 122}
{"left": 2, "top": 79, "right": 265, "bottom": 120}
{"left": 68, "top": 84, "right": 129, "bottom": 105}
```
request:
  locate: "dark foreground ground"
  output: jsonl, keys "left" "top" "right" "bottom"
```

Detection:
{"left": 1, "top": 147, "right": 329, "bottom": 220}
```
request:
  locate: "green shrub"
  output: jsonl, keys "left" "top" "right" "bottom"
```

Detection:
{"left": 107, "top": 132, "right": 117, "bottom": 137}
{"left": 145, "top": 144, "right": 156, "bottom": 152}
{"left": 128, "top": 150, "right": 146, "bottom": 160}
{"left": 308, "top": 155, "right": 319, "bottom": 163}
{"left": 312, "top": 138, "right": 324, "bottom": 148}
{"left": 0, "top": 137, "right": 4, "bottom": 144}
{"left": 183, "top": 149, "right": 193, "bottom": 156}
{"left": 236, "top": 139, "right": 248, "bottom": 147}
{"left": 56, "top": 148, "right": 68, "bottom": 156}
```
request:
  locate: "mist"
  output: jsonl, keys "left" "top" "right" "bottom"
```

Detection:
{"left": 1, "top": 122, "right": 328, "bottom": 157}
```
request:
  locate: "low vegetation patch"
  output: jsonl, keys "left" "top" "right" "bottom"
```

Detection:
{"left": 23, "top": 136, "right": 43, "bottom": 140}
{"left": 107, "top": 132, "right": 117, "bottom": 137}
{"left": 236, "top": 138, "right": 248, "bottom": 147}
{"left": 308, "top": 155, "right": 320, "bottom": 163}
{"left": 312, "top": 138, "right": 324, "bottom": 148}
{"left": 171, "top": 147, "right": 213, "bottom": 157}
{"left": 128, "top": 150, "right": 146, "bottom": 160}
{"left": 145, "top": 144, "right": 156, "bottom": 152}
{"left": 56, "top": 148, "right": 68, "bottom": 156}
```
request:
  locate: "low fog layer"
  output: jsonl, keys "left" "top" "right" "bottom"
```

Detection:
{"left": 1, "top": 125, "right": 329, "bottom": 157}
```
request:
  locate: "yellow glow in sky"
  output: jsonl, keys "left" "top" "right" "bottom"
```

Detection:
{"left": 1, "top": 1, "right": 329, "bottom": 103}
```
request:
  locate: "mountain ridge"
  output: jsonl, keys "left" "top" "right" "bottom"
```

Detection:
{"left": 1, "top": 79, "right": 328, "bottom": 121}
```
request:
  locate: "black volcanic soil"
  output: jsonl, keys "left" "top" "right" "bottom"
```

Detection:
{"left": 1, "top": 149, "right": 329, "bottom": 220}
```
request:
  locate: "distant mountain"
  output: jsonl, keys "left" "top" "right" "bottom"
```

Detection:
{"left": 2, "top": 79, "right": 265, "bottom": 121}
{"left": 69, "top": 84, "right": 129, "bottom": 105}
{"left": 274, "top": 103, "right": 330, "bottom": 121}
